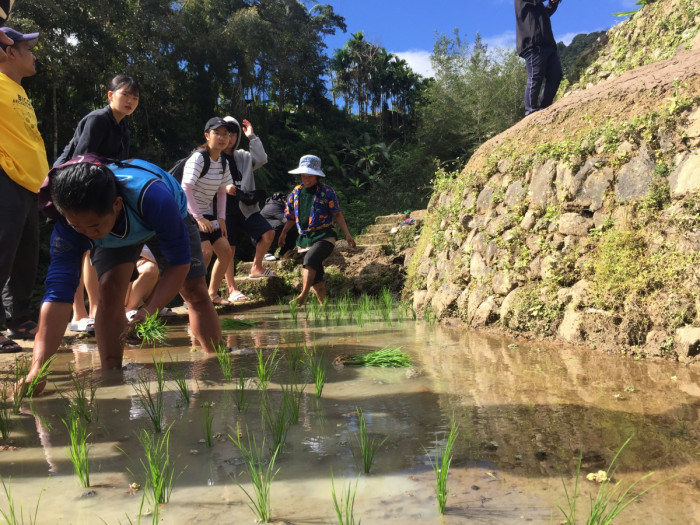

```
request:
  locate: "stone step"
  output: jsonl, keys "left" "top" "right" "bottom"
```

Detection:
{"left": 356, "top": 232, "right": 390, "bottom": 246}
{"left": 366, "top": 223, "right": 395, "bottom": 234}
{"left": 374, "top": 213, "right": 407, "bottom": 225}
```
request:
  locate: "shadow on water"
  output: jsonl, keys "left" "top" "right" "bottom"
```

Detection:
{"left": 1, "top": 306, "right": 698, "bottom": 523}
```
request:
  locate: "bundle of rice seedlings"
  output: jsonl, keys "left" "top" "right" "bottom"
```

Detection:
{"left": 341, "top": 347, "right": 411, "bottom": 367}
{"left": 220, "top": 318, "right": 260, "bottom": 330}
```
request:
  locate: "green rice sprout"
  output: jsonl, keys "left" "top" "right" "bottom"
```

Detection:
{"left": 0, "top": 476, "right": 43, "bottom": 525}
{"left": 122, "top": 424, "right": 182, "bottom": 509}
{"left": 353, "top": 407, "right": 387, "bottom": 474}
{"left": 342, "top": 347, "right": 412, "bottom": 368}
{"left": 229, "top": 424, "right": 280, "bottom": 523}
{"left": 214, "top": 344, "right": 234, "bottom": 382}
{"left": 0, "top": 385, "right": 12, "bottom": 441}
{"left": 168, "top": 357, "right": 190, "bottom": 406}
{"left": 289, "top": 299, "right": 299, "bottom": 323}
{"left": 280, "top": 381, "right": 305, "bottom": 425}
{"left": 331, "top": 470, "right": 360, "bottom": 525}
{"left": 306, "top": 345, "right": 326, "bottom": 398}
{"left": 201, "top": 401, "right": 214, "bottom": 448}
{"left": 220, "top": 318, "right": 259, "bottom": 330}
{"left": 286, "top": 342, "right": 305, "bottom": 375}
{"left": 234, "top": 367, "right": 250, "bottom": 412}
{"left": 262, "top": 398, "right": 291, "bottom": 453}
{"left": 131, "top": 369, "right": 165, "bottom": 433}
{"left": 61, "top": 366, "right": 98, "bottom": 424}
{"left": 425, "top": 418, "right": 459, "bottom": 515}
{"left": 255, "top": 348, "right": 279, "bottom": 390}
{"left": 133, "top": 311, "right": 168, "bottom": 347}
{"left": 62, "top": 412, "right": 91, "bottom": 487}
{"left": 13, "top": 355, "right": 56, "bottom": 414}
{"left": 558, "top": 436, "right": 670, "bottom": 524}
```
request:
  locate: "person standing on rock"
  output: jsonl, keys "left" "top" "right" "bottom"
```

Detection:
{"left": 279, "top": 155, "right": 355, "bottom": 306}
{"left": 515, "top": 0, "right": 563, "bottom": 116}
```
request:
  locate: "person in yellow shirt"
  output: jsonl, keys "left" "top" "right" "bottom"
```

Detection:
{"left": 0, "top": 27, "right": 48, "bottom": 352}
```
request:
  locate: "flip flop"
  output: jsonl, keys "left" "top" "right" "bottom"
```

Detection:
{"left": 158, "top": 307, "right": 177, "bottom": 317}
{"left": 228, "top": 291, "right": 250, "bottom": 303}
{"left": 6, "top": 320, "right": 38, "bottom": 340}
{"left": 210, "top": 295, "right": 231, "bottom": 306}
{"left": 67, "top": 318, "right": 95, "bottom": 333}
{"left": 248, "top": 268, "right": 278, "bottom": 278}
{"left": 0, "top": 337, "right": 22, "bottom": 353}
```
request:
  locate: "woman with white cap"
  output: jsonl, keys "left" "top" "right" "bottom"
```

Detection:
{"left": 279, "top": 155, "right": 356, "bottom": 305}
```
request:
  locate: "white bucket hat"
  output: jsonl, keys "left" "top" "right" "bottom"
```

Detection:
{"left": 288, "top": 155, "right": 325, "bottom": 177}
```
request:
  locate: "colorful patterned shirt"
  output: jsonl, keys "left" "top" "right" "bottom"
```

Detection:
{"left": 285, "top": 182, "right": 340, "bottom": 247}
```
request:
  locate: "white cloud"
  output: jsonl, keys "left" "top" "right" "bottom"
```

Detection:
{"left": 482, "top": 30, "right": 516, "bottom": 51}
{"left": 557, "top": 31, "right": 579, "bottom": 46}
{"left": 393, "top": 49, "right": 434, "bottom": 78}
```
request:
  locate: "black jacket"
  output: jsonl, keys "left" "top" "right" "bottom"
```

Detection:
{"left": 54, "top": 105, "right": 130, "bottom": 166}
{"left": 514, "top": 0, "right": 559, "bottom": 55}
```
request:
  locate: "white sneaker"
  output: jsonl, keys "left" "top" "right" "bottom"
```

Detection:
{"left": 263, "top": 253, "right": 277, "bottom": 261}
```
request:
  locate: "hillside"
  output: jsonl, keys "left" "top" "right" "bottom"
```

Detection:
{"left": 405, "top": 0, "right": 700, "bottom": 360}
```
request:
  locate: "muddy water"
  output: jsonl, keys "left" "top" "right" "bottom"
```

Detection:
{"left": 1, "top": 308, "right": 699, "bottom": 524}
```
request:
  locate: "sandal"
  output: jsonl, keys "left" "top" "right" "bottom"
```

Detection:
{"left": 0, "top": 337, "right": 22, "bottom": 353}
{"left": 6, "top": 320, "right": 38, "bottom": 340}
{"left": 158, "top": 307, "right": 177, "bottom": 317}
{"left": 248, "top": 268, "right": 278, "bottom": 278}
{"left": 228, "top": 291, "right": 250, "bottom": 303}
{"left": 68, "top": 318, "right": 95, "bottom": 333}
{"left": 210, "top": 295, "right": 231, "bottom": 306}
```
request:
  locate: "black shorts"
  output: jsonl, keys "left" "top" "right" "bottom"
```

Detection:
{"left": 91, "top": 215, "right": 207, "bottom": 281}
{"left": 302, "top": 240, "right": 335, "bottom": 285}
{"left": 198, "top": 214, "right": 224, "bottom": 244}
{"left": 225, "top": 207, "right": 273, "bottom": 247}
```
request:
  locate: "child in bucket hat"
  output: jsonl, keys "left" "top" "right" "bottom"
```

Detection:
{"left": 279, "top": 155, "right": 356, "bottom": 305}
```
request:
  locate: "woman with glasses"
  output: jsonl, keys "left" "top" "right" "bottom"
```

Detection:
{"left": 53, "top": 74, "right": 140, "bottom": 334}
{"left": 180, "top": 117, "right": 233, "bottom": 296}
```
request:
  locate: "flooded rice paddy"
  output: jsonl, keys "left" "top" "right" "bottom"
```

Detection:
{"left": 1, "top": 306, "right": 699, "bottom": 524}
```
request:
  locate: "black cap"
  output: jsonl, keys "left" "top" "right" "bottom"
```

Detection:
{"left": 204, "top": 117, "right": 227, "bottom": 132}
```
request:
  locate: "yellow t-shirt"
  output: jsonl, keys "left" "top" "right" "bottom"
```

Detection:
{"left": 0, "top": 72, "right": 49, "bottom": 193}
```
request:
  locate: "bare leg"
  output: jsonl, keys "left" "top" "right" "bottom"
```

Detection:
{"left": 311, "top": 280, "right": 326, "bottom": 305}
{"left": 224, "top": 245, "right": 241, "bottom": 296}
{"left": 95, "top": 263, "right": 133, "bottom": 369}
{"left": 201, "top": 240, "right": 214, "bottom": 267}
{"left": 83, "top": 252, "right": 99, "bottom": 318}
{"left": 250, "top": 230, "right": 275, "bottom": 275}
{"left": 124, "top": 260, "right": 159, "bottom": 311}
{"left": 72, "top": 276, "right": 88, "bottom": 323}
{"left": 180, "top": 276, "right": 221, "bottom": 352}
{"left": 296, "top": 265, "right": 316, "bottom": 306}
{"left": 208, "top": 237, "right": 231, "bottom": 300}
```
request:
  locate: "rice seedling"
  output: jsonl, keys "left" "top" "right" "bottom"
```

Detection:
{"left": 234, "top": 367, "right": 250, "bottom": 412}
{"left": 220, "top": 318, "right": 259, "bottom": 330}
{"left": 306, "top": 345, "right": 326, "bottom": 398}
{"left": 359, "top": 294, "right": 373, "bottom": 320}
{"left": 425, "top": 417, "right": 459, "bottom": 515}
{"left": 353, "top": 407, "right": 387, "bottom": 474}
{"left": 133, "top": 311, "right": 168, "bottom": 347}
{"left": 255, "top": 348, "right": 279, "bottom": 391}
{"left": 0, "top": 385, "right": 12, "bottom": 441}
{"left": 13, "top": 355, "right": 56, "bottom": 414}
{"left": 62, "top": 411, "right": 91, "bottom": 487}
{"left": 122, "top": 424, "right": 182, "bottom": 508}
{"left": 341, "top": 347, "right": 412, "bottom": 368}
{"left": 131, "top": 369, "right": 165, "bottom": 434}
{"left": 558, "top": 436, "right": 669, "bottom": 524}
{"left": 331, "top": 470, "right": 360, "bottom": 525}
{"left": 229, "top": 424, "right": 280, "bottom": 523}
{"left": 201, "top": 401, "right": 214, "bottom": 448}
{"left": 378, "top": 288, "right": 393, "bottom": 325}
{"left": 61, "top": 366, "right": 99, "bottom": 424}
{"left": 0, "top": 476, "right": 42, "bottom": 525}
{"left": 168, "top": 357, "right": 190, "bottom": 407}
{"left": 262, "top": 396, "right": 291, "bottom": 453}
{"left": 286, "top": 342, "right": 305, "bottom": 375}
{"left": 288, "top": 299, "right": 299, "bottom": 323}
{"left": 423, "top": 305, "right": 436, "bottom": 325}
{"left": 280, "top": 381, "right": 305, "bottom": 425}
{"left": 214, "top": 344, "right": 234, "bottom": 382}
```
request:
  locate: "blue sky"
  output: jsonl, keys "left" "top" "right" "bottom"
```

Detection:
{"left": 321, "top": 0, "right": 639, "bottom": 77}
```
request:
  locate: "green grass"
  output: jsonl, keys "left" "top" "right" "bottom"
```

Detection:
{"left": 331, "top": 470, "right": 361, "bottom": 525}
{"left": 353, "top": 407, "right": 387, "bottom": 474}
{"left": 62, "top": 412, "right": 91, "bottom": 488}
{"left": 425, "top": 417, "right": 459, "bottom": 515}
{"left": 220, "top": 318, "right": 260, "bottom": 330}
{"left": 0, "top": 476, "right": 42, "bottom": 525}
{"left": 229, "top": 425, "right": 280, "bottom": 523}
{"left": 342, "top": 347, "right": 412, "bottom": 368}
{"left": 558, "top": 436, "right": 669, "bottom": 524}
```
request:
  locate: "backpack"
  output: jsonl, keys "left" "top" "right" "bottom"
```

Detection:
{"left": 169, "top": 148, "right": 228, "bottom": 184}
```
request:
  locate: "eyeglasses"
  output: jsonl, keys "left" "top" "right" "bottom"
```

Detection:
{"left": 209, "top": 130, "right": 233, "bottom": 138}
